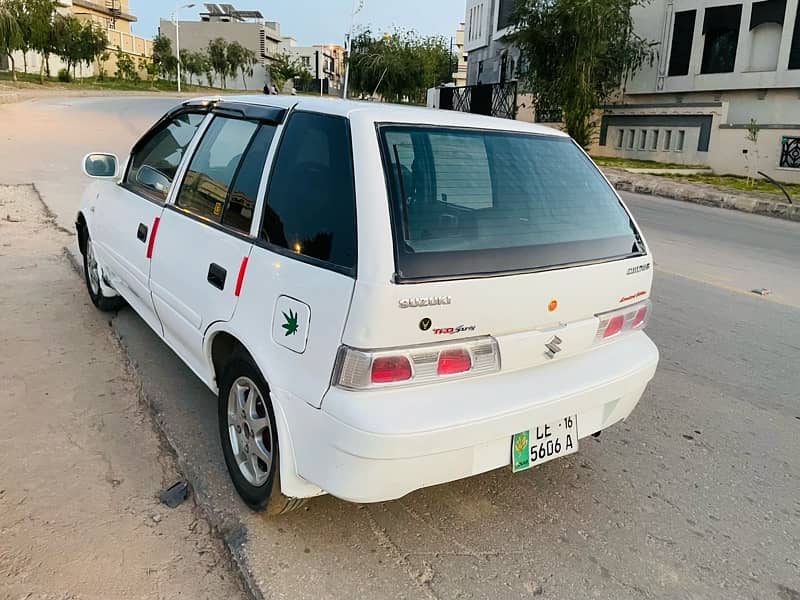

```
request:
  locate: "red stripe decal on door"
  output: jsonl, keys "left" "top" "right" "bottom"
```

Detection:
{"left": 234, "top": 256, "right": 249, "bottom": 297}
{"left": 146, "top": 216, "right": 161, "bottom": 259}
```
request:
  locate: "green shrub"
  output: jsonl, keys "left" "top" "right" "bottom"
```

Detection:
{"left": 57, "top": 68, "right": 72, "bottom": 83}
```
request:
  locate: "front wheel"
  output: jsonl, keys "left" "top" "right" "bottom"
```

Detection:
{"left": 218, "top": 357, "right": 306, "bottom": 515}
{"left": 83, "top": 235, "right": 125, "bottom": 312}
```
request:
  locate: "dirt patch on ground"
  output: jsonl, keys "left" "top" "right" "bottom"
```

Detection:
{"left": 0, "top": 185, "right": 243, "bottom": 599}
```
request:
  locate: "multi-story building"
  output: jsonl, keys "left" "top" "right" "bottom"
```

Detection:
{"left": 453, "top": 22, "right": 468, "bottom": 87}
{"left": 592, "top": 0, "right": 800, "bottom": 182}
{"left": 464, "top": 0, "right": 520, "bottom": 85}
{"left": 4, "top": 0, "right": 152, "bottom": 77}
{"left": 279, "top": 37, "right": 343, "bottom": 94}
{"left": 159, "top": 4, "right": 277, "bottom": 89}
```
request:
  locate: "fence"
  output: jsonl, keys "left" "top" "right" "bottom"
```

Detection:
{"left": 439, "top": 81, "right": 518, "bottom": 120}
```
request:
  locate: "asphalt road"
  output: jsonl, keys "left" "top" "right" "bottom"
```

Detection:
{"left": 1, "top": 96, "right": 798, "bottom": 600}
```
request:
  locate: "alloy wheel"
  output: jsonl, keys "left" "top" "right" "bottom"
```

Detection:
{"left": 227, "top": 376, "right": 273, "bottom": 486}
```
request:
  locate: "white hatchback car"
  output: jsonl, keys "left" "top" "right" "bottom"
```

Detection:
{"left": 77, "top": 96, "right": 659, "bottom": 514}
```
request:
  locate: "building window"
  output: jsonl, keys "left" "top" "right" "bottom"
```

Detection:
{"left": 663, "top": 130, "right": 673, "bottom": 151}
{"left": 668, "top": 10, "right": 697, "bottom": 76}
{"left": 676, "top": 130, "right": 686, "bottom": 151}
{"left": 627, "top": 129, "right": 635, "bottom": 149}
{"left": 779, "top": 136, "right": 800, "bottom": 168}
{"left": 301, "top": 56, "right": 310, "bottom": 67}
{"left": 701, "top": 4, "right": 743, "bottom": 74}
{"left": 615, "top": 129, "right": 624, "bottom": 149}
{"left": 650, "top": 130, "right": 659, "bottom": 151}
{"left": 639, "top": 130, "right": 647, "bottom": 150}
{"left": 788, "top": 0, "right": 800, "bottom": 68}
{"left": 497, "top": 0, "right": 515, "bottom": 31}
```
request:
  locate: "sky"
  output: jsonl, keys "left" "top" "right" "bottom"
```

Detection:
{"left": 129, "top": 1, "right": 466, "bottom": 46}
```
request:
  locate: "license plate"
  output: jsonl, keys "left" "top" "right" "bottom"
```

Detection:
{"left": 512, "top": 416, "right": 578, "bottom": 473}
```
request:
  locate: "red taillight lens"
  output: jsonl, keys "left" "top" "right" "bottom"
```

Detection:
{"left": 604, "top": 315, "right": 625, "bottom": 338}
{"left": 631, "top": 306, "right": 648, "bottom": 328}
{"left": 594, "top": 299, "right": 651, "bottom": 344}
{"left": 437, "top": 348, "right": 473, "bottom": 375}
{"left": 371, "top": 356, "right": 412, "bottom": 384}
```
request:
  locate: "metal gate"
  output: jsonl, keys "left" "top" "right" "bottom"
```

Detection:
{"left": 439, "top": 82, "right": 517, "bottom": 120}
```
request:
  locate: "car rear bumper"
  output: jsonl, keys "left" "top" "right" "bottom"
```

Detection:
{"left": 283, "top": 332, "right": 658, "bottom": 503}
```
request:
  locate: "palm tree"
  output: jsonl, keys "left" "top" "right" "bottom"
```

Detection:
{"left": 0, "top": 1, "right": 23, "bottom": 81}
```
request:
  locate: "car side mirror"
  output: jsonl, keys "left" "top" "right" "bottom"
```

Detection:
{"left": 83, "top": 153, "right": 119, "bottom": 179}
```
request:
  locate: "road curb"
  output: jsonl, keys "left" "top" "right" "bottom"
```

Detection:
{"left": 62, "top": 240, "right": 266, "bottom": 600}
{"left": 603, "top": 168, "right": 800, "bottom": 222}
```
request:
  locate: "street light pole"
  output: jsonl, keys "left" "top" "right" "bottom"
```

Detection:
{"left": 174, "top": 3, "right": 195, "bottom": 94}
{"left": 343, "top": 0, "right": 364, "bottom": 100}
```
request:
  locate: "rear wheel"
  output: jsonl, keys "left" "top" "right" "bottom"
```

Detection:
{"left": 83, "top": 235, "right": 125, "bottom": 312}
{"left": 218, "top": 357, "right": 306, "bottom": 515}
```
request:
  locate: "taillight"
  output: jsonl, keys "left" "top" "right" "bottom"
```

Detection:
{"left": 333, "top": 337, "right": 500, "bottom": 390}
{"left": 437, "top": 348, "right": 472, "bottom": 376}
{"left": 595, "top": 299, "right": 651, "bottom": 343}
{"left": 371, "top": 356, "right": 412, "bottom": 384}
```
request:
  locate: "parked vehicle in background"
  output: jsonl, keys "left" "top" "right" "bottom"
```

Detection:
{"left": 77, "top": 96, "right": 659, "bottom": 514}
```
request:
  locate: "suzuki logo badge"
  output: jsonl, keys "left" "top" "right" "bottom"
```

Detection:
{"left": 544, "top": 335, "right": 563, "bottom": 360}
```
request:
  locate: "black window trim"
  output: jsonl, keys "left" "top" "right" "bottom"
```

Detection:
{"left": 121, "top": 101, "right": 216, "bottom": 205}
{"left": 255, "top": 109, "right": 359, "bottom": 279}
{"left": 375, "top": 122, "right": 646, "bottom": 284}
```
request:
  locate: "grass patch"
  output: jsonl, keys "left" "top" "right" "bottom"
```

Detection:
{"left": 660, "top": 173, "right": 800, "bottom": 199}
{"left": 590, "top": 155, "right": 707, "bottom": 170}
{"left": 0, "top": 70, "right": 249, "bottom": 94}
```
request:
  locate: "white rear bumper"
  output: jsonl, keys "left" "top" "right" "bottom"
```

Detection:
{"left": 281, "top": 332, "right": 658, "bottom": 503}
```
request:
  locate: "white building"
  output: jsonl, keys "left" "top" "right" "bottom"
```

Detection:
{"left": 592, "top": 0, "right": 800, "bottom": 183}
{"left": 453, "top": 22, "right": 468, "bottom": 87}
{"left": 464, "top": 0, "right": 520, "bottom": 85}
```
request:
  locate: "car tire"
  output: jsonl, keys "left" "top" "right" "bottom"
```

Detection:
{"left": 218, "top": 357, "right": 307, "bottom": 515}
{"left": 83, "top": 234, "right": 125, "bottom": 312}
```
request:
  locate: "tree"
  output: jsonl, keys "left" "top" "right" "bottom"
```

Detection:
{"left": 744, "top": 118, "right": 761, "bottom": 186}
{"left": 79, "top": 22, "right": 107, "bottom": 80}
{"left": 227, "top": 42, "right": 256, "bottom": 89}
{"left": 115, "top": 46, "right": 138, "bottom": 81}
{"left": 23, "top": 0, "right": 58, "bottom": 83}
{"left": 0, "top": 0, "right": 23, "bottom": 81}
{"left": 348, "top": 28, "right": 453, "bottom": 103}
{"left": 152, "top": 33, "right": 175, "bottom": 80}
{"left": 207, "top": 37, "right": 229, "bottom": 88}
{"left": 52, "top": 14, "right": 83, "bottom": 76}
{"left": 268, "top": 51, "right": 304, "bottom": 93}
{"left": 511, "top": 0, "right": 654, "bottom": 148}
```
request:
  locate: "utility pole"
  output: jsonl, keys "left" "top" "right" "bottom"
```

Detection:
{"left": 174, "top": 3, "right": 195, "bottom": 94}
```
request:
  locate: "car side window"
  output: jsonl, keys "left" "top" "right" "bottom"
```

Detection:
{"left": 175, "top": 116, "right": 270, "bottom": 230}
{"left": 126, "top": 112, "right": 205, "bottom": 201}
{"left": 261, "top": 111, "right": 357, "bottom": 271}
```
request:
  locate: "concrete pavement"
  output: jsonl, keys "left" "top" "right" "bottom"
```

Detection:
{"left": 1, "top": 95, "right": 798, "bottom": 600}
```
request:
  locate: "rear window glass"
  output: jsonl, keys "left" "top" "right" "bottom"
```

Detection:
{"left": 379, "top": 126, "right": 642, "bottom": 280}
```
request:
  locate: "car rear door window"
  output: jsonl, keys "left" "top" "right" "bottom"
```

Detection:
{"left": 380, "top": 126, "right": 642, "bottom": 280}
{"left": 126, "top": 112, "right": 205, "bottom": 201}
{"left": 175, "top": 116, "right": 275, "bottom": 233}
{"left": 260, "top": 111, "right": 356, "bottom": 271}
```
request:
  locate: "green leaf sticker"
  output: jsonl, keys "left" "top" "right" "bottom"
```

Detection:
{"left": 282, "top": 309, "right": 299, "bottom": 337}
{"left": 512, "top": 430, "right": 531, "bottom": 473}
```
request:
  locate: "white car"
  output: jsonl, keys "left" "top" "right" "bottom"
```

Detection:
{"left": 77, "top": 96, "right": 659, "bottom": 514}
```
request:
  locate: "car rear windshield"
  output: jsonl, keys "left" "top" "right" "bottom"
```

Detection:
{"left": 378, "top": 125, "right": 643, "bottom": 281}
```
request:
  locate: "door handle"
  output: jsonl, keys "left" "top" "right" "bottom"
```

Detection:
{"left": 207, "top": 263, "right": 227, "bottom": 290}
{"left": 137, "top": 223, "right": 148, "bottom": 242}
